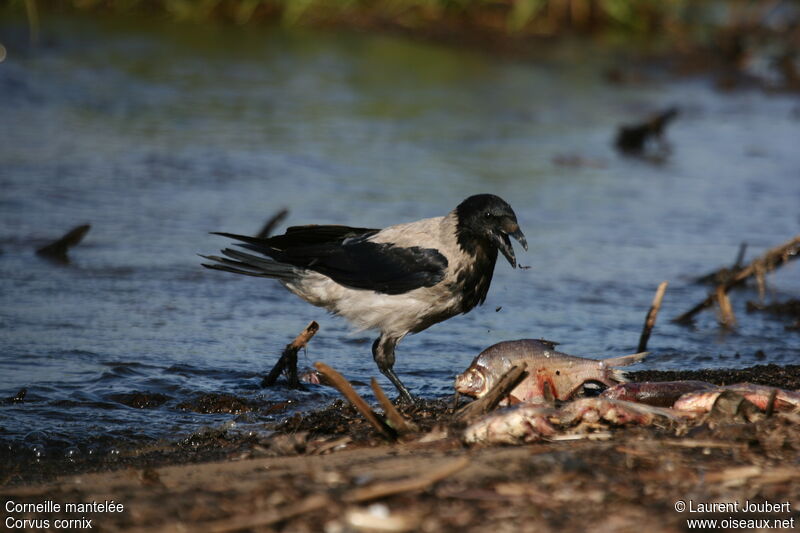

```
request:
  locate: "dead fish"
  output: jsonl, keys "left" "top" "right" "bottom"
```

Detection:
{"left": 600, "top": 380, "right": 716, "bottom": 407}
{"left": 299, "top": 368, "right": 328, "bottom": 386}
{"left": 556, "top": 397, "right": 686, "bottom": 427}
{"left": 463, "top": 397, "right": 681, "bottom": 445}
{"left": 298, "top": 368, "right": 366, "bottom": 387}
{"left": 462, "top": 404, "right": 557, "bottom": 445}
{"left": 674, "top": 383, "right": 800, "bottom": 413}
{"left": 454, "top": 339, "right": 646, "bottom": 405}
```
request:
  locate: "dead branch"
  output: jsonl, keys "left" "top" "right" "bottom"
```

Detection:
{"left": 193, "top": 494, "right": 330, "bottom": 533}
{"left": 262, "top": 321, "right": 319, "bottom": 388}
{"left": 695, "top": 242, "right": 747, "bottom": 285}
{"left": 455, "top": 365, "right": 528, "bottom": 423}
{"left": 371, "top": 378, "right": 418, "bottom": 434}
{"left": 314, "top": 362, "right": 397, "bottom": 441}
{"left": 675, "top": 235, "right": 800, "bottom": 324}
{"left": 36, "top": 224, "right": 91, "bottom": 263}
{"left": 343, "top": 456, "right": 470, "bottom": 503}
{"left": 637, "top": 281, "right": 668, "bottom": 352}
{"left": 715, "top": 286, "right": 737, "bottom": 328}
{"left": 255, "top": 207, "right": 289, "bottom": 239}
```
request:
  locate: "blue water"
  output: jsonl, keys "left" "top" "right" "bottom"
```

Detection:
{"left": 0, "top": 14, "right": 798, "bottom": 461}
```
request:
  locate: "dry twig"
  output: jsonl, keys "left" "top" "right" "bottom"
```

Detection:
{"left": 637, "top": 281, "right": 668, "bottom": 352}
{"left": 675, "top": 235, "right": 800, "bottom": 324}
{"left": 314, "top": 362, "right": 396, "bottom": 441}
{"left": 455, "top": 365, "right": 528, "bottom": 423}
{"left": 371, "top": 378, "right": 418, "bottom": 434}
{"left": 193, "top": 494, "right": 329, "bottom": 533}
{"left": 343, "top": 456, "right": 470, "bottom": 502}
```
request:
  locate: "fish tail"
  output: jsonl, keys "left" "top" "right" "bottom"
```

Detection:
{"left": 610, "top": 368, "right": 630, "bottom": 383}
{"left": 604, "top": 352, "right": 647, "bottom": 368}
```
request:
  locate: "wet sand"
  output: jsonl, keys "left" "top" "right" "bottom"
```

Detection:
{"left": 2, "top": 364, "right": 799, "bottom": 532}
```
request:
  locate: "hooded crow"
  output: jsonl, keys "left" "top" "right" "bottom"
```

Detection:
{"left": 202, "top": 194, "right": 527, "bottom": 402}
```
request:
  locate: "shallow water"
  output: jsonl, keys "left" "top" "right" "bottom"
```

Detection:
{"left": 1, "top": 14, "right": 798, "bottom": 460}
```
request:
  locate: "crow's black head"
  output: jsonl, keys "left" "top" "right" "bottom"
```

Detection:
{"left": 455, "top": 194, "right": 527, "bottom": 267}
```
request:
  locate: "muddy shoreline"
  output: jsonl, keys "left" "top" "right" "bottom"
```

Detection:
{"left": 2, "top": 364, "right": 799, "bottom": 531}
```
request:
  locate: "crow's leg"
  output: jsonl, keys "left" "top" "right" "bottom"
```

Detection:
{"left": 372, "top": 335, "right": 414, "bottom": 403}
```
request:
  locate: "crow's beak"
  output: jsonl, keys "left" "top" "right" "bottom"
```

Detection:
{"left": 495, "top": 220, "right": 527, "bottom": 268}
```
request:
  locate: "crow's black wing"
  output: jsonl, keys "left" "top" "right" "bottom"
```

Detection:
{"left": 278, "top": 239, "right": 449, "bottom": 294}
{"left": 214, "top": 227, "right": 449, "bottom": 295}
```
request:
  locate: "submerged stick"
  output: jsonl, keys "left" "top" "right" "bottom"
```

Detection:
{"left": 371, "top": 378, "right": 418, "bottom": 434}
{"left": 675, "top": 235, "right": 800, "bottom": 324}
{"left": 36, "top": 224, "right": 91, "bottom": 263}
{"left": 715, "top": 285, "right": 737, "bottom": 328}
{"left": 255, "top": 207, "right": 289, "bottom": 239}
{"left": 343, "top": 456, "right": 470, "bottom": 503}
{"left": 262, "top": 321, "right": 319, "bottom": 388}
{"left": 637, "top": 281, "right": 668, "bottom": 352}
{"left": 455, "top": 365, "right": 528, "bottom": 423}
{"left": 314, "top": 362, "right": 396, "bottom": 441}
{"left": 696, "top": 242, "right": 747, "bottom": 285}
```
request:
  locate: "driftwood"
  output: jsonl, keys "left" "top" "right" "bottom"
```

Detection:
{"left": 343, "top": 456, "right": 470, "bottom": 503}
{"left": 36, "top": 224, "right": 91, "bottom": 263}
{"left": 615, "top": 107, "right": 678, "bottom": 154}
{"left": 262, "top": 321, "right": 319, "bottom": 388}
{"left": 170, "top": 494, "right": 331, "bottom": 533}
{"left": 637, "top": 281, "right": 668, "bottom": 352}
{"left": 675, "top": 235, "right": 800, "bottom": 324}
{"left": 715, "top": 286, "right": 737, "bottom": 328}
{"left": 255, "top": 207, "right": 289, "bottom": 239}
{"left": 314, "top": 362, "right": 397, "bottom": 441}
{"left": 695, "top": 242, "right": 747, "bottom": 285}
{"left": 455, "top": 365, "right": 528, "bottom": 423}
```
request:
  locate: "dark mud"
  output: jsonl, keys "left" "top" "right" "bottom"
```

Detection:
{"left": 628, "top": 364, "right": 800, "bottom": 390}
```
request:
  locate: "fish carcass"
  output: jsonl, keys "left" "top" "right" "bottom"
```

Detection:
{"left": 600, "top": 380, "right": 716, "bottom": 407}
{"left": 455, "top": 339, "right": 646, "bottom": 405}
{"left": 673, "top": 383, "right": 800, "bottom": 413}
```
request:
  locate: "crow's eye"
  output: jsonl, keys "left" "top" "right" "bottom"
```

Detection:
{"left": 484, "top": 211, "right": 492, "bottom": 218}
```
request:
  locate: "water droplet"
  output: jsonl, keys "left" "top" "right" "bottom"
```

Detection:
{"left": 64, "top": 446, "right": 81, "bottom": 461}
{"left": 28, "top": 443, "right": 46, "bottom": 459}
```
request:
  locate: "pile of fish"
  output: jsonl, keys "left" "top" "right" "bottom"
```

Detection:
{"left": 456, "top": 339, "right": 800, "bottom": 445}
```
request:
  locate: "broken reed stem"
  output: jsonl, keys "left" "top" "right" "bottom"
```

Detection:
{"left": 715, "top": 285, "right": 737, "bottom": 328}
{"left": 371, "top": 378, "right": 417, "bottom": 434}
{"left": 675, "top": 235, "right": 800, "bottom": 324}
{"left": 733, "top": 242, "right": 747, "bottom": 269}
{"left": 637, "top": 281, "right": 668, "bottom": 352}
{"left": 343, "top": 456, "right": 470, "bottom": 503}
{"left": 314, "top": 362, "right": 397, "bottom": 441}
{"left": 256, "top": 207, "right": 289, "bottom": 239}
{"left": 262, "top": 321, "right": 319, "bottom": 388}
{"left": 455, "top": 365, "right": 528, "bottom": 423}
{"left": 191, "top": 494, "right": 330, "bottom": 533}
